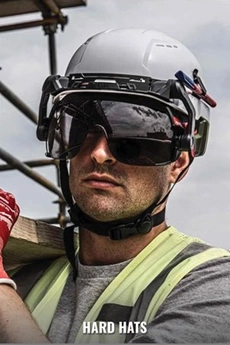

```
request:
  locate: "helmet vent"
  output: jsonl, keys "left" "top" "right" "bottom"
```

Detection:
{"left": 156, "top": 44, "right": 178, "bottom": 48}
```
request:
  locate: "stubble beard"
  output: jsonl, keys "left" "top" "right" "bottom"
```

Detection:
{"left": 69, "top": 162, "right": 170, "bottom": 222}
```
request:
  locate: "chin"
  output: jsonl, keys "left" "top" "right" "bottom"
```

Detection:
{"left": 79, "top": 204, "right": 127, "bottom": 222}
{"left": 83, "top": 204, "right": 143, "bottom": 223}
{"left": 85, "top": 209, "right": 121, "bottom": 222}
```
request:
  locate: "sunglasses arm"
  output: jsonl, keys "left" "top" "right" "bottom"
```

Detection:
{"left": 37, "top": 75, "right": 69, "bottom": 141}
{"left": 169, "top": 81, "right": 196, "bottom": 153}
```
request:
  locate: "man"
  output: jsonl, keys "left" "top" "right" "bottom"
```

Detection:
{"left": 1, "top": 28, "right": 230, "bottom": 343}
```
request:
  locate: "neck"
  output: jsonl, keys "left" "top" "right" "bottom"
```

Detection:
{"left": 78, "top": 220, "right": 168, "bottom": 265}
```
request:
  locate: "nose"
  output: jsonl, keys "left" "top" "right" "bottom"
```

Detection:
{"left": 90, "top": 133, "right": 116, "bottom": 165}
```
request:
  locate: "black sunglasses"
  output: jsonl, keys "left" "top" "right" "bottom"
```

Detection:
{"left": 46, "top": 99, "right": 183, "bottom": 166}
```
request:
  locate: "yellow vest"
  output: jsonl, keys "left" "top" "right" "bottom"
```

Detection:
{"left": 18, "top": 227, "right": 230, "bottom": 343}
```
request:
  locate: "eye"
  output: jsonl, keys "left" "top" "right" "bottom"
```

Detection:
{"left": 116, "top": 139, "right": 140, "bottom": 159}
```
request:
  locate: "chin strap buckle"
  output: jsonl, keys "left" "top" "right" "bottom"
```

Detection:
{"left": 108, "top": 212, "right": 159, "bottom": 240}
{"left": 108, "top": 223, "right": 138, "bottom": 240}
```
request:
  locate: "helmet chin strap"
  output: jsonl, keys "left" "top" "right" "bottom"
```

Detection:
{"left": 68, "top": 202, "right": 166, "bottom": 240}
{"left": 60, "top": 155, "right": 193, "bottom": 271}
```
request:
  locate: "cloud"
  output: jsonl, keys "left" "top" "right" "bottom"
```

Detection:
{"left": 184, "top": 21, "right": 230, "bottom": 99}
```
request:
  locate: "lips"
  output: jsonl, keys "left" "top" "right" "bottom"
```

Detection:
{"left": 83, "top": 174, "right": 121, "bottom": 188}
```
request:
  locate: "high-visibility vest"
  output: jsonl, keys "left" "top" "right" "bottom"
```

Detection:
{"left": 15, "top": 227, "right": 230, "bottom": 343}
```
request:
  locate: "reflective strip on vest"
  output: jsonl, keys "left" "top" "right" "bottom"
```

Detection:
{"left": 24, "top": 226, "right": 230, "bottom": 343}
{"left": 25, "top": 256, "right": 71, "bottom": 334}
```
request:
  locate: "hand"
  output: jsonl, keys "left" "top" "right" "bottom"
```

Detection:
{"left": 0, "top": 189, "right": 20, "bottom": 289}
{"left": 0, "top": 188, "right": 20, "bottom": 249}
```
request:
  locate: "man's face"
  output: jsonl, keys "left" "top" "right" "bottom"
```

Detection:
{"left": 69, "top": 131, "right": 171, "bottom": 222}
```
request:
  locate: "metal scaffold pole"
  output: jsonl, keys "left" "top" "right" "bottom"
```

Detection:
{"left": 0, "top": 80, "right": 38, "bottom": 124}
{"left": 0, "top": 147, "right": 63, "bottom": 199}
{"left": 0, "top": 0, "right": 87, "bottom": 225}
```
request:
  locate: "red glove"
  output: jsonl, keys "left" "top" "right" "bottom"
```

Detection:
{"left": 0, "top": 188, "right": 20, "bottom": 289}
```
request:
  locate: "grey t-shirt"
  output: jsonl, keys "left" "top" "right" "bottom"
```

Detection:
{"left": 48, "top": 256, "right": 131, "bottom": 343}
{"left": 48, "top": 254, "right": 230, "bottom": 343}
{"left": 130, "top": 256, "right": 230, "bottom": 343}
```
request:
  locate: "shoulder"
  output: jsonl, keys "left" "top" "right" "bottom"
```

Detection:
{"left": 9, "top": 255, "right": 69, "bottom": 300}
{"left": 164, "top": 254, "right": 230, "bottom": 307}
{"left": 130, "top": 255, "right": 230, "bottom": 343}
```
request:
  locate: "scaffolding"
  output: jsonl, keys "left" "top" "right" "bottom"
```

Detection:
{"left": 0, "top": 0, "right": 86, "bottom": 227}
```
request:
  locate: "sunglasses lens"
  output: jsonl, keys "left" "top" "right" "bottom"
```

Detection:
{"left": 108, "top": 138, "right": 173, "bottom": 166}
{"left": 47, "top": 103, "right": 92, "bottom": 159}
{"left": 47, "top": 98, "right": 176, "bottom": 165}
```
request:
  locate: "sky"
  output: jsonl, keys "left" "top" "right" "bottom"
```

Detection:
{"left": 0, "top": 0, "right": 230, "bottom": 247}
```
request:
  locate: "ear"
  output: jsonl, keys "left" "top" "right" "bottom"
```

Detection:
{"left": 170, "top": 152, "right": 191, "bottom": 183}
